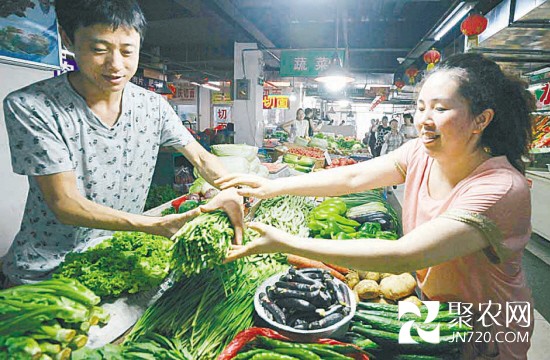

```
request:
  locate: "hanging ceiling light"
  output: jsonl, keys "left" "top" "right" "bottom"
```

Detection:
{"left": 315, "top": 53, "right": 354, "bottom": 93}
{"left": 315, "top": 5, "right": 354, "bottom": 92}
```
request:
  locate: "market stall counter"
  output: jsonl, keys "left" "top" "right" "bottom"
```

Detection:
{"left": 526, "top": 169, "right": 550, "bottom": 241}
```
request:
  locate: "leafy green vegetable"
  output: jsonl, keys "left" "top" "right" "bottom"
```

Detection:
{"left": 0, "top": 278, "right": 107, "bottom": 359}
{"left": 54, "top": 232, "right": 173, "bottom": 297}
{"left": 171, "top": 211, "right": 234, "bottom": 278}
{"left": 145, "top": 184, "right": 182, "bottom": 211}
{"left": 129, "top": 258, "right": 285, "bottom": 360}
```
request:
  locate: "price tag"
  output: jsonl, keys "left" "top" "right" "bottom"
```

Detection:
{"left": 324, "top": 150, "right": 332, "bottom": 165}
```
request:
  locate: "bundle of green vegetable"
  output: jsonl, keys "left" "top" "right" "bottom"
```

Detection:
{"left": 128, "top": 258, "right": 286, "bottom": 360}
{"left": 346, "top": 302, "right": 470, "bottom": 358}
{"left": 0, "top": 278, "right": 109, "bottom": 359}
{"left": 72, "top": 332, "right": 191, "bottom": 360}
{"left": 170, "top": 211, "right": 234, "bottom": 278}
{"left": 250, "top": 195, "right": 314, "bottom": 238}
{"left": 54, "top": 232, "right": 173, "bottom": 297}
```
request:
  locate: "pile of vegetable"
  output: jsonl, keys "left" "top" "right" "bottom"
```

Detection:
{"left": 72, "top": 333, "right": 190, "bottom": 360}
{"left": 54, "top": 232, "right": 173, "bottom": 297}
{"left": 286, "top": 146, "right": 325, "bottom": 159}
{"left": 219, "top": 328, "right": 369, "bottom": 360}
{"left": 532, "top": 114, "right": 550, "bottom": 149}
{"left": 311, "top": 134, "right": 364, "bottom": 155}
{"left": 128, "top": 258, "right": 286, "bottom": 359}
{"left": 345, "top": 272, "right": 417, "bottom": 304}
{"left": 250, "top": 195, "right": 314, "bottom": 238}
{"left": 347, "top": 302, "right": 470, "bottom": 358}
{"left": 0, "top": 278, "right": 109, "bottom": 359}
{"left": 171, "top": 211, "right": 234, "bottom": 278}
{"left": 308, "top": 198, "right": 361, "bottom": 239}
{"left": 326, "top": 157, "right": 358, "bottom": 168}
{"left": 259, "top": 267, "right": 352, "bottom": 331}
{"left": 211, "top": 144, "right": 269, "bottom": 177}
{"left": 145, "top": 184, "right": 182, "bottom": 211}
{"left": 339, "top": 191, "right": 401, "bottom": 237}
{"left": 282, "top": 153, "right": 317, "bottom": 173}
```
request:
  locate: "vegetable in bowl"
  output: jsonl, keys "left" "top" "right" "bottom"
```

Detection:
{"left": 254, "top": 267, "right": 356, "bottom": 341}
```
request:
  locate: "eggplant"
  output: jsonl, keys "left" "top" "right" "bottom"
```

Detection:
{"left": 308, "top": 313, "right": 345, "bottom": 330}
{"left": 275, "top": 298, "right": 317, "bottom": 312}
{"left": 338, "top": 282, "right": 351, "bottom": 307}
{"left": 309, "top": 289, "right": 332, "bottom": 308}
{"left": 275, "top": 281, "right": 321, "bottom": 293}
{"left": 316, "top": 304, "right": 344, "bottom": 317}
{"left": 282, "top": 271, "right": 319, "bottom": 286}
{"left": 328, "top": 280, "right": 345, "bottom": 306}
{"left": 270, "top": 288, "right": 320, "bottom": 302}
{"left": 259, "top": 292, "right": 286, "bottom": 325}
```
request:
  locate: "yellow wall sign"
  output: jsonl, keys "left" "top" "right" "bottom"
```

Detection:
{"left": 263, "top": 95, "right": 289, "bottom": 109}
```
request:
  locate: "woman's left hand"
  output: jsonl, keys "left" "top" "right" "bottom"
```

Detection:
{"left": 224, "top": 222, "right": 292, "bottom": 262}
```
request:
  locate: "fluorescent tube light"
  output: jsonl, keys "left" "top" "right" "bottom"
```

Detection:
{"left": 190, "top": 81, "right": 221, "bottom": 91}
{"left": 201, "top": 83, "right": 221, "bottom": 91}
{"left": 433, "top": 2, "right": 475, "bottom": 41}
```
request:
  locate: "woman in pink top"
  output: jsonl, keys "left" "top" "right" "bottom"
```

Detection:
{"left": 217, "top": 53, "right": 535, "bottom": 359}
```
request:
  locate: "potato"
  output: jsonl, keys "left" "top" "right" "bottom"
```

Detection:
{"left": 379, "top": 273, "right": 416, "bottom": 300}
{"left": 399, "top": 295, "right": 422, "bottom": 307}
{"left": 352, "top": 289, "right": 360, "bottom": 304}
{"left": 370, "top": 297, "right": 390, "bottom": 304}
{"left": 358, "top": 271, "right": 381, "bottom": 282}
{"left": 345, "top": 271, "right": 360, "bottom": 289}
{"left": 354, "top": 279, "right": 380, "bottom": 300}
{"left": 379, "top": 273, "right": 394, "bottom": 280}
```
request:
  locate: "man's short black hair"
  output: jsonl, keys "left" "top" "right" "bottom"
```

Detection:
{"left": 55, "top": 0, "right": 146, "bottom": 43}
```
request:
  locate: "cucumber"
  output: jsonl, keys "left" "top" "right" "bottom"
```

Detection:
{"left": 350, "top": 326, "right": 462, "bottom": 354}
{"left": 392, "top": 355, "right": 451, "bottom": 360}
{"left": 354, "top": 313, "right": 471, "bottom": 335}
{"left": 357, "top": 309, "right": 460, "bottom": 323}
{"left": 357, "top": 302, "right": 449, "bottom": 313}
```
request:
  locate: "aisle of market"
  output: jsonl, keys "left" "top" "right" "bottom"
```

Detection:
{"left": 1, "top": 0, "right": 550, "bottom": 359}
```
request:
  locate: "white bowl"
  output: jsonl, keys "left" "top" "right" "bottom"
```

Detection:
{"left": 254, "top": 270, "right": 356, "bottom": 341}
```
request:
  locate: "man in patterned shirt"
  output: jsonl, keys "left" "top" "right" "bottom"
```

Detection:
{"left": 2, "top": 0, "right": 243, "bottom": 284}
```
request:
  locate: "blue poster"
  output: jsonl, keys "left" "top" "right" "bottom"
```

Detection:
{"left": 0, "top": 0, "right": 61, "bottom": 69}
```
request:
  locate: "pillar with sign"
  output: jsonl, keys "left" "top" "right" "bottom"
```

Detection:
{"left": 233, "top": 43, "right": 264, "bottom": 147}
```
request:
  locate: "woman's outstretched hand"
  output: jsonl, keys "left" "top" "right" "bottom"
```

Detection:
{"left": 224, "top": 222, "right": 292, "bottom": 262}
{"left": 215, "top": 174, "right": 279, "bottom": 199}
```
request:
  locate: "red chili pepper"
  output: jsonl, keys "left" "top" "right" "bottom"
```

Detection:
{"left": 170, "top": 195, "right": 188, "bottom": 213}
{"left": 217, "top": 327, "right": 288, "bottom": 360}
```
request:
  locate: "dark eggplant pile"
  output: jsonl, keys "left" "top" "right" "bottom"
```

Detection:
{"left": 258, "top": 267, "right": 352, "bottom": 331}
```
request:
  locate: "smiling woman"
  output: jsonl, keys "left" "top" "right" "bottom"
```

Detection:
{"left": 217, "top": 53, "right": 537, "bottom": 359}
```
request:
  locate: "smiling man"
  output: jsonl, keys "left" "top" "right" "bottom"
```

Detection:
{"left": 2, "top": 0, "right": 243, "bottom": 285}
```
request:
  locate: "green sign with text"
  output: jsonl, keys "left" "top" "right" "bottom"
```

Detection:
{"left": 279, "top": 50, "right": 345, "bottom": 77}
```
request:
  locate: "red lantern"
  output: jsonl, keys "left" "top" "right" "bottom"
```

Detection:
{"left": 460, "top": 14, "right": 488, "bottom": 49}
{"left": 405, "top": 66, "right": 419, "bottom": 85}
{"left": 423, "top": 48, "right": 441, "bottom": 71}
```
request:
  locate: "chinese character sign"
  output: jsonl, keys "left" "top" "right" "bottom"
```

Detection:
{"left": 534, "top": 82, "right": 550, "bottom": 108}
{"left": 263, "top": 95, "right": 290, "bottom": 109}
{"left": 213, "top": 106, "right": 231, "bottom": 125}
{"left": 280, "top": 50, "right": 345, "bottom": 77}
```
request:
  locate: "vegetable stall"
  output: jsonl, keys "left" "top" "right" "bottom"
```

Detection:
{"left": 1, "top": 146, "right": 468, "bottom": 360}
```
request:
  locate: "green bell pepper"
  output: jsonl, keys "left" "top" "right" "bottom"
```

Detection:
{"left": 359, "top": 222, "right": 383, "bottom": 235}
{"left": 332, "top": 232, "right": 354, "bottom": 240}
{"left": 313, "top": 212, "right": 360, "bottom": 228}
